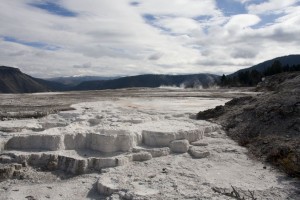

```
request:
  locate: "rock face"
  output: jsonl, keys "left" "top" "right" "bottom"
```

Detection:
{"left": 169, "top": 140, "right": 189, "bottom": 153}
{"left": 0, "top": 163, "right": 24, "bottom": 180}
{"left": 197, "top": 72, "right": 300, "bottom": 177}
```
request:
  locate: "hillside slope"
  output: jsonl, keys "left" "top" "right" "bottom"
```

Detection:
{"left": 0, "top": 66, "right": 65, "bottom": 93}
{"left": 197, "top": 72, "right": 300, "bottom": 177}
{"left": 230, "top": 54, "right": 300, "bottom": 76}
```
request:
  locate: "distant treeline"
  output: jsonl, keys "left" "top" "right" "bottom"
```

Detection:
{"left": 220, "top": 60, "right": 300, "bottom": 87}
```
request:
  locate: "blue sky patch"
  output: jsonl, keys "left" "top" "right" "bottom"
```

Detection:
{"left": 252, "top": 13, "right": 285, "bottom": 29}
{"left": 143, "top": 14, "right": 157, "bottom": 21}
{"left": 3, "top": 36, "right": 60, "bottom": 51}
{"left": 30, "top": 1, "right": 77, "bottom": 17}
{"left": 142, "top": 14, "right": 172, "bottom": 33}
{"left": 216, "top": 0, "right": 247, "bottom": 16}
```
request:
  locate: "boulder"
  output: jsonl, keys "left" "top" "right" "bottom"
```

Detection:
{"left": 97, "top": 176, "right": 120, "bottom": 195}
{"left": 169, "top": 140, "right": 189, "bottom": 153}
{"left": 189, "top": 146, "right": 210, "bottom": 159}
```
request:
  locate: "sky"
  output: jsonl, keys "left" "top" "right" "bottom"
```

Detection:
{"left": 0, "top": 0, "right": 300, "bottom": 78}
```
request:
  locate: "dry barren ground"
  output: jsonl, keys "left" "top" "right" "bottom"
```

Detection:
{"left": 0, "top": 88, "right": 299, "bottom": 200}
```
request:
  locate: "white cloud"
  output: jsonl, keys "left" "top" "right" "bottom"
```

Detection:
{"left": 73, "top": 62, "right": 92, "bottom": 69}
{"left": 247, "top": 0, "right": 298, "bottom": 14}
{"left": 132, "top": 0, "right": 221, "bottom": 18}
{"left": 154, "top": 17, "right": 201, "bottom": 34}
{"left": 234, "top": 0, "right": 252, "bottom": 4}
{"left": 0, "top": 0, "right": 299, "bottom": 77}
{"left": 225, "top": 14, "right": 261, "bottom": 30}
{"left": 148, "top": 53, "right": 163, "bottom": 61}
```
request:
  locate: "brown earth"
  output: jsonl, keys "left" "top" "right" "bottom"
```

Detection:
{"left": 197, "top": 72, "right": 300, "bottom": 177}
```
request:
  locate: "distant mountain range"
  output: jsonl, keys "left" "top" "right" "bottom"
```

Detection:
{"left": 0, "top": 54, "right": 300, "bottom": 93}
{"left": 0, "top": 66, "right": 219, "bottom": 93}
{"left": 73, "top": 74, "right": 219, "bottom": 91}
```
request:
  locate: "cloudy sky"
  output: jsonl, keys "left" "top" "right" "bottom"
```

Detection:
{"left": 0, "top": 0, "right": 300, "bottom": 78}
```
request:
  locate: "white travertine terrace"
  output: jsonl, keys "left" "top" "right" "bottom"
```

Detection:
{"left": 0, "top": 98, "right": 222, "bottom": 175}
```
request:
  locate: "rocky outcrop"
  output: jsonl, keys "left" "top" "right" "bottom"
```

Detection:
{"left": 197, "top": 72, "right": 300, "bottom": 177}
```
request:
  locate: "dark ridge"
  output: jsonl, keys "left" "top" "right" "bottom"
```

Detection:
{"left": 230, "top": 54, "right": 300, "bottom": 76}
{"left": 220, "top": 55, "right": 300, "bottom": 87}
{"left": 46, "top": 76, "right": 119, "bottom": 87}
{"left": 0, "top": 66, "right": 21, "bottom": 72}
